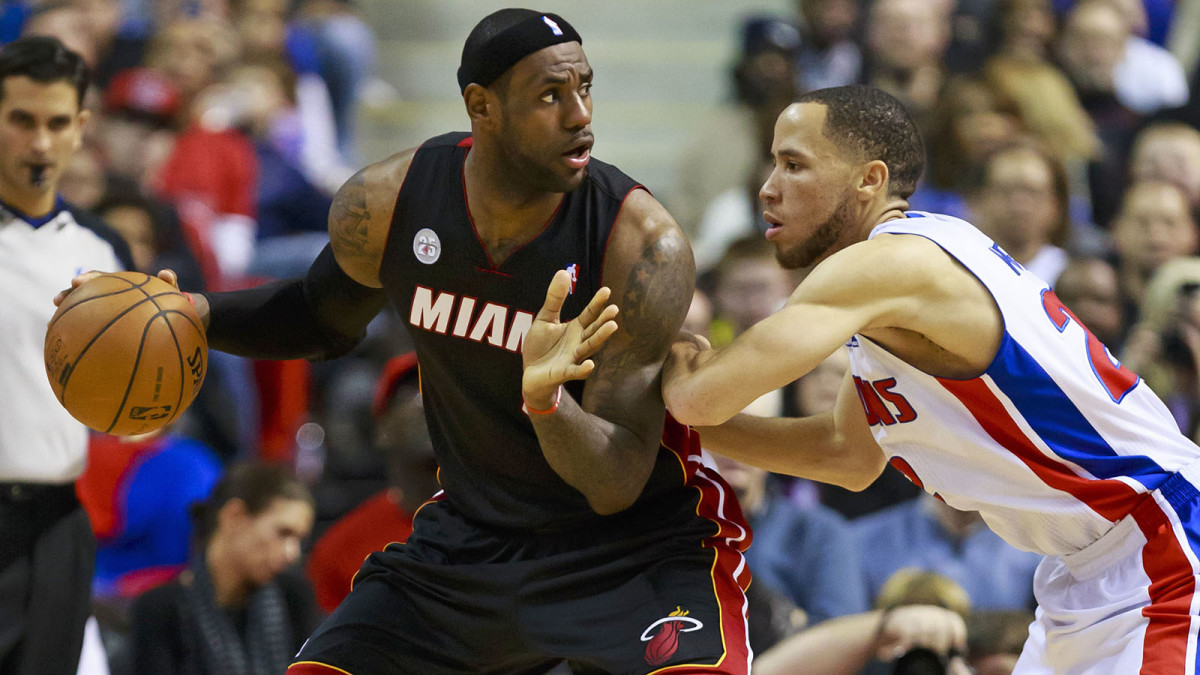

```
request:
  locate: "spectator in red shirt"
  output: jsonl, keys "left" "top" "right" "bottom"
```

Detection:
{"left": 306, "top": 353, "right": 440, "bottom": 613}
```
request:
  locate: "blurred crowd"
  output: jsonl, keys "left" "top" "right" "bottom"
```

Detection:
{"left": 17, "top": 0, "right": 1200, "bottom": 673}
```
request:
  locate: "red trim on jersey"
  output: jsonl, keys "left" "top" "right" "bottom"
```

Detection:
{"left": 457, "top": 136, "right": 473, "bottom": 148}
{"left": 598, "top": 185, "right": 647, "bottom": 288}
{"left": 287, "top": 661, "right": 355, "bottom": 675}
{"left": 380, "top": 138, "right": 432, "bottom": 274}
{"left": 474, "top": 267, "right": 512, "bottom": 277}
{"left": 937, "top": 377, "right": 1142, "bottom": 522}
{"left": 654, "top": 416, "right": 753, "bottom": 673}
{"left": 1132, "top": 497, "right": 1196, "bottom": 674}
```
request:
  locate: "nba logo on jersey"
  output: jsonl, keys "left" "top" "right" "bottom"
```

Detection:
{"left": 566, "top": 263, "right": 578, "bottom": 294}
{"left": 542, "top": 16, "right": 564, "bottom": 35}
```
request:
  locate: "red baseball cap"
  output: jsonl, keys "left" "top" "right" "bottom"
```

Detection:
{"left": 372, "top": 353, "right": 421, "bottom": 419}
{"left": 103, "top": 68, "right": 181, "bottom": 126}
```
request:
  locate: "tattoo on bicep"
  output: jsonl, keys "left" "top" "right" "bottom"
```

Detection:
{"left": 331, "top": 170, "right": 371, "bottom": 256}
{"left": 603, "top": 235, "right": 693, "bottom": 370}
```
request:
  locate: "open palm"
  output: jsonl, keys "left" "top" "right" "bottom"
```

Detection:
{"left": 522, "top": 270, "right": 620, "bottom": 400}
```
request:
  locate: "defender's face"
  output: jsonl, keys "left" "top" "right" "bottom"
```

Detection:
{"left": 497, "top": 42, "right": 594, "bottom": 193}
{"left": 0, "top": 77, "right": 86, "bottom": 198}
{"left": 760, "top": 103, "right": 858, "bottom": 269}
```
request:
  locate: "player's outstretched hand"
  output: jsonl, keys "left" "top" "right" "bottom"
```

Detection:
{"left": 522, "top": 269, "right": 619, "bottom": 406}
{"left": 53, "top": 269, "right": 180, "bottom": 306}
{"left": 874, "top": 605, "right": 968, "bottom": 663}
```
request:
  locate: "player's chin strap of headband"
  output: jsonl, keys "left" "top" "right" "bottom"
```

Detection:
{"left": 456, "top": 13, "right": 582, "bottom": 93}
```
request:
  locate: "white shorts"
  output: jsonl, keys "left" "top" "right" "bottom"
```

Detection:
{"left": 1014, "top": 471, "right": 1200, "bottom": 674}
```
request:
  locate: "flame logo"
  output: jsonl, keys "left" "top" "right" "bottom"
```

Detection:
{"left": 641, "top": 606, "right": 704, "bottom": 666}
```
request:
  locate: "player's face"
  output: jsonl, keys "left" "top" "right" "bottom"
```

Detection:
{"left": 0, "top": 76, "right": 87, "bottom": 197}
{"left": 228, "top": 497, "right": 314, "bottom": 586}
{"left": 495, "top": 42, "right": 594, "bottom": 193}
{"left": 760, "top": 103, "right": 859, "bottom": 270}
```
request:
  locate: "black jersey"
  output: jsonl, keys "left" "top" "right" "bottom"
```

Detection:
{"left": 380, "top": 132, "right": 693, "bottom": 531}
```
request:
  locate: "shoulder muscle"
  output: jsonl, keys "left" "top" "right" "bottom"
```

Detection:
{"left": 329, "top": 148, "right": 416, "bottom": 288}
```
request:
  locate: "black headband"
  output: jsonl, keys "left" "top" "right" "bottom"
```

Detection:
{"left": 457, "top": 12, "right": 582, "bottom": 93}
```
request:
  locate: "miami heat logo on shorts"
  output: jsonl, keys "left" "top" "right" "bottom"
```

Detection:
{"left": 640, "top": 606, "right": 703, "bottom": 666}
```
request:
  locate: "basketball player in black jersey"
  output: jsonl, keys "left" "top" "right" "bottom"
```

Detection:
{"left": 58, "top": 8, "right": 753, "bottom": 674}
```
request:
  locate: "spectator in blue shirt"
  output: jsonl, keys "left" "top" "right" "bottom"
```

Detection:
{"left": 852, "top": 494, "right": 1042, "bottom": 611}
{"left": 716, "top": 454, "right": 868, "bottom": 624}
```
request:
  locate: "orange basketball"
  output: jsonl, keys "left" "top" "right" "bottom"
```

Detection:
{"left": 44, "top": 271, "right": 208, "bottom": 436}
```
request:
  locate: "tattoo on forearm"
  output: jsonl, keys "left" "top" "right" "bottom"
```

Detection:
{"left": 331, "top": 170, "right": 371, "bottom": 255}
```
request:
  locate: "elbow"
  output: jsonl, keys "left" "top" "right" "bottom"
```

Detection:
{"left": 665, "top": 384, "right": 730, "bottom": 428}
{"left": 836, "top": 451, "right": 888, "bottom": 492}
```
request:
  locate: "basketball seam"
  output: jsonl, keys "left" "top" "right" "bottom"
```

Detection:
{"left": 136, "top": 290, "right": 202, "bottom": 431}
{"left": 105, "top": 314, "right": 160, "bottom": 434}
{"left": 58, "top": 294, "right": 160, "bottom": 406}
{"left": 156, "top": 309, "right": 190, "bottom": 428}
{"left": 47, "top": 274, "right": 149, "bottom": 333}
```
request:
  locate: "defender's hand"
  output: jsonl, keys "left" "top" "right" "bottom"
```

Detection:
{"left": 663, "top": 331, "right": 713, "bottom": 391}
{"left": 53, "top": 269, "right": 179, "bottom": 306}
{"left": 521, "top": 270, "right": 619, "bottom": 407}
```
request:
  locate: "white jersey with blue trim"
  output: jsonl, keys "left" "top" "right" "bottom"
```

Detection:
{"left": 847, "top": 211, "right": 1200, "bottom": 557}
{"left": 0, "top": 204, "right": 123, "bottom": 483}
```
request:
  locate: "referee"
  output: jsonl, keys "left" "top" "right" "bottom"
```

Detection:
{"left": 0, "top": 37, "right": 131, "bottom": 675}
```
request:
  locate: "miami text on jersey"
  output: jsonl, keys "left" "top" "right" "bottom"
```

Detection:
{"left": 409, "top": 285, "right": 533, "bottom": 353}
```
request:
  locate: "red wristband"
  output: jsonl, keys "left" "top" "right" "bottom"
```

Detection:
{"left": 522, "top": 385, "right": 562, "bottom": 416}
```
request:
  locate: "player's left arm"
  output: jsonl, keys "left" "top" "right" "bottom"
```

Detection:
{"left": 522, "top": 189, "right": 694, "bottom": 515}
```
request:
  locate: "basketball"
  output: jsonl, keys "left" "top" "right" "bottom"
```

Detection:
{"left": 44, "top": 271, "right": 208, "bottom": 436}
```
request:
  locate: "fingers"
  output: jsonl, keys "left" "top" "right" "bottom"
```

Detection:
{"left": 575, "top": 285, "right": 613, "bottom": 327}
{"left": 568, "top": 359, "right": 595, "bottom": 381}
{"left": 157, "top": 269, "right": 179, "bottom": 289}
{"left": 580, "top": 304, "right": 619, "bottom": 342}
{"left": 537, "top": 270, "right": 571, "bottom": 323}
{"left": 876, "top": 606, "right": 967, "bottom": 661}
{"left": 52, "top": 270, "right": 104, "bottom": 306}
{"left": 574, "top": 320, "right": 619, "bottom": 361}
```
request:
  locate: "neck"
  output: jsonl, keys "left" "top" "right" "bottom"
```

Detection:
{"left": 463, "top": 143, "right": 563, "bottom": 240}
{"left": 0, "top": 184, "right": 57, "bottom": 218}
{"left": 860, "top": 196, "right": 911, "bottom": 240}
{"left": 205, "top": 539, "right": 249, "bottom": 608}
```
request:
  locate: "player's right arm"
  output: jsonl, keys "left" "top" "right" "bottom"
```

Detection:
{"left": 186, "top": 150, "right": 416, "bottom": 360}
{"left": 55, "top": 151, "right": 415, "bottom": 360}
{"left": 693, "top": 369, "right": 886, "bottom": 490}
{"left": 662, "top": 234, "right": 951, "bottom": 426}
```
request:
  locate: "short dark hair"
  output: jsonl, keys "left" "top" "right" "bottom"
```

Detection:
{"left": 190, "top": 462, "right": 313, "bottom": 546}
{"left": 796, "top": 85, "right": 925, "bottom": 199}
{"left": 0, "top": 36, "right": 89, "bottom": 107}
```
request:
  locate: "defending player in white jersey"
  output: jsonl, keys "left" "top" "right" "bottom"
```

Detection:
{"left": 558, "top": 84, "right": 1200, "bottom": 673}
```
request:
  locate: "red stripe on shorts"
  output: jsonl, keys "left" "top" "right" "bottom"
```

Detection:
{"left": 1133, "top": 497, "right": 1196, "bottom": 674}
